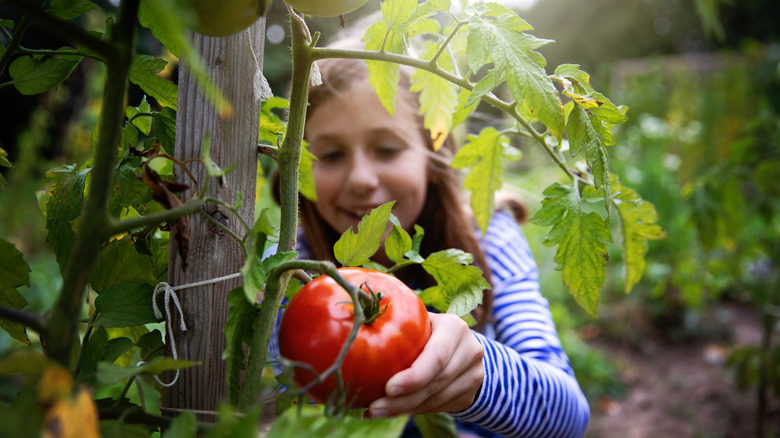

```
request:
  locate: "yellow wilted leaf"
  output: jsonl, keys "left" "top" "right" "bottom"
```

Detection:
{"left": 37, "top": 366, "right": 74, "bottom": 405}
{"left": 42, "top": 387, "right": 100, "bottom": 438}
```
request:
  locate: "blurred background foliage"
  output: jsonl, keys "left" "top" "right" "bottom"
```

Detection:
{"left": 2, "top": 0, "right": 779, "bottom": 433}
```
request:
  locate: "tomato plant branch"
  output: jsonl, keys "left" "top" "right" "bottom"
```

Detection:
{"left": 106, "top": 196, "right": 207, "bottom": 238}
{"left": 2, "top": 0, "right": 113, "bottom": 63}
{"left": 429, "top": 20, "right": 466, "bottom": 67}
{"left": 311, "top": 47, "right": 578, "bottom": 182}
{"left": 0, "top": 306, "right": 46, "bottom": 335}
{"left": 45, "top": 0, "right": 140, "bottom": 367}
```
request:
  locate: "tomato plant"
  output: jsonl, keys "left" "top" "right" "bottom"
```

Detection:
{"left": 283, "top": 0, "right": 368, "bottom": 17}
{"left": 278, "top": 267, "right": 431, "bottom": 408}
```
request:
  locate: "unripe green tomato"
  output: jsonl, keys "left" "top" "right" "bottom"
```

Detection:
{"left": 189, "top": 0, "right": 270, "bottom": 37}
{"left": 284, "top": 0, "right": 368, "bottom": 17}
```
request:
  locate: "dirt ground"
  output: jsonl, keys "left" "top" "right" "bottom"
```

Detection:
{"left": 583, "top": 301, "right": 778, "bottom": 438}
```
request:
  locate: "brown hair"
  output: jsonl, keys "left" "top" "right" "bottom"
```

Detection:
{"left": 284, "top": 55, "right": 500, "bottom": 327}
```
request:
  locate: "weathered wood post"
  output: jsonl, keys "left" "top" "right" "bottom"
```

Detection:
{"left": 162, "top": 19, "right": 265, "bottom": 418}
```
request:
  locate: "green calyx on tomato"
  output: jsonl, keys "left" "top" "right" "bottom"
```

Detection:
{"left": 189, "top": 0, "right": 270, "bottom": 37}
{"left": 283, "top": 0, "right": 369, "bottom": 18}
{"left": 278, "top": 267, "right": 431, "bottom": 409}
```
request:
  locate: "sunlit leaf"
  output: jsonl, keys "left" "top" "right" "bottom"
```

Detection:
{"left": 452, "top": 127, "right": 521, "bottom": 234}
{"left": 44, "top": 164, "right": 89, "bottom": 275}
{"left": 530, "top": 182, "right": 611, "bottom": 317}
{"left": 567, "top": 103, "right": 611, "bottom": 202}
{"left": 385, "top": 215, "right": 412, "bottom": 264}
{"left": 411, "top": 40, "right": 458, "bottom": 151}
{"left": 603, "top": 176, "right": 666, "bottom": 293}
{"left": 299, "top": 142, "right": 318, "bottom": 201}
{"left": 419, "top": 249, "right": 488, "bottom": 317}
{"left": 268, "top": 404, "right": 408, "bottom": 438}
{"left": 363, "top": 21, "right": 404, "bottom": 117}
{"left": 334, "top": 202, "right": 395, "bottom": 267}
{"left": 128, "top": 55, "right": 178, "bottom": 110}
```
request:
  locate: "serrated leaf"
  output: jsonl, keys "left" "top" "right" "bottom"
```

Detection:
{"left": 268, "top": 404, "right": 408, "bottom": 438}
{"left": 259, "top": 97, "right": 288, "bottom": 145}
{"left": 91, "top": 236, "right": 159, "bottom": 293}
{"left": 0, "top": 286, "right": 30, "bottom": 344}
{"left": 0, "top": 239, "right": 30, "bottom": 288}
{"left": 128, "top": 55, "right": 178, "bottom": 110}
{"left": 298, "top": 142, "right": 317, "bottom": 201}
{"left": 452, "top": 127, "right": 520, "bottom": 234}
{"left": 97, "top": 358, "right": 197, "bottom": 385}
{"left": 44, "top": 165, "right": 89, "bottom": 274}
{"left": 567, "top": 103, "right": 610, "bottom": 200}
{"left": 466, "top": 68, "right": 504, "bottom": 108}
{"left": 385, "top": 214, "right": 412, "bottom": 264}
{"left": 469, "top": 15, "right": 563, "bottom": 139}
{"left": 363, "top": 20, "right": 404, "bottom": 117}
{"left": 241, "top": 228, "right": 296, "bottom": 305}
{"left": 452, "top": 87, "right": 479, "bottom": 130}
{"left": 137, "top": 0, "right": 196, "bottom": 58}
{"left": 224, "top": 287, "right": 259, "bottom": 404}
{"left": 93, "top": 283, "right": 158, "bottom": 328}
{"left": 530, "top": 182, "right": 610, "bottom": 317}
{"left": 9, "top": 56, "right": 80, "bottom": 95}
{"left": 0, "top": 147, "right": 11, "bottom": 168}
{"left": 411, "top": 40, "right": 458, "bottom": 151}
{"left": 50, "top": 0, "right": 98, "bottom": 21}
{"left": 154, "top": 107, "right": 177, "bottom": 155}
{"left": 126, "top": 96, "right": 153, "bottom": 135}
{"left": 608, "top": 177, "right": 666, "bottom": 293}
{"left": 419, "top": 249, "right": 488, "bottom": 316}
{"left": 406, "top": 0, "right": 450, "bottom": 25}
{"left": 382, "top": 0, "right": 417, "bottom": 27}
{"left": 334, "top": 202, "right": 395, "bottom": 267}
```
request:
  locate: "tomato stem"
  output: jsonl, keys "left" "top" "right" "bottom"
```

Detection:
{"left": 358, "top": 283, "right": 387, "bottom": 325}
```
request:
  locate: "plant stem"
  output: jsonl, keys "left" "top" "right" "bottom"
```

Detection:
{"left": 237, "top": 13, "right": 314, "bottom": 409}
{"left": 311, "top": 47, "right": 576, "bottom": 181}
{"left": 0, "top": 306, "right": 46, "bottom": 335}
{"left": 45, "top": 0, "right": 140, "bottom": 367}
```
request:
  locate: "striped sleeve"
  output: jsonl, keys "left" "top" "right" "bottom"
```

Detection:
{"left": 450, "top": 212, "right": 590, "bottom": 437}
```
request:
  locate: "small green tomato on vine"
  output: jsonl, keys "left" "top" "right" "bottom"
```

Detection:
{"left": 279, "top": 268, "right": 431, "bottom": 409}
{"left": 283, "top": 0, "right": 368, "bottom": 17}
{"left": 189, "top": 0, "right": 270, "bottom": 37}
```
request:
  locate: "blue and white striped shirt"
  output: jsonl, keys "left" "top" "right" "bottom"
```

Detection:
{"left": 270, "top": 211, "right": 589, "bottom": 437}
{"left": 448, "top": 211, "right": 589, "bottom": 437}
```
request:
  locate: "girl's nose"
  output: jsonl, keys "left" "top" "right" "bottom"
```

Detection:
{"left": 345, "top": 151, "right": 379, "bottom": 194}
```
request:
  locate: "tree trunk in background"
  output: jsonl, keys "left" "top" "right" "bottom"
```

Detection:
{"left": 162, "top": 20, "right": 265, "bottom": 419}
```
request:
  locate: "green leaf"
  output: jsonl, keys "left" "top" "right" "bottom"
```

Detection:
{"left": 414, "top": 412, "right": 458, "bottom": 438}
{"left": 608, "top": 177, "right": 666, "bottom": 293}
{"left": 162, "top": 411, "right": 199, "bottom": 438}
{"left": 128, "top": 55, "right": 178, "bottom": 110}
{"left": 44, "top": 164, "right": 89, "bottom": 274}
{"left": 363, "top": 0, "right": 410, "bottom": 116}
{"left": 97, "top": 357, "right": 197, "bottom": 385}
{"left": 334, "top": 202, "right": 395, "bottom": 267}
{"left": 385, "top": 215, "right": 412, "bottom": 264}
{"left": 452, "top": 127, "right": 521, "bottom": 234}
{"left": 137, "top": 0, "right": 196, "bottom": 58}
{"left": 0, "top": 239, "right": 30, "bottom": 288}
{"left": 452, "top": 87, "right": 480, "bottom": 130}
{"left": 411, "top": 40, "right": 458, "bottom": 151}
{"left": 50, "top": 0, "right": 98, "bottom": 21}
{"left": 567, "top": 103, "right": 610, "bottom": 198}
{"left": 530, "top": 182, "right": 611, "bottom": 317}
{"left": 9, "top": 55, "right": 80, "bottom": 95}
{"left": 154, "top": 107, "right": 177, "bottom": 155}
{"left": 259, "top": 96, "right": 288, "bottom": 146}
{"left": 0, "top": 147, "right": 11, "bottom": 168}
{"left": 224, "top": 287, "right": 259, "bottom": 405}
{"left": 0, "top": 286, "right": 30, "bottom": 344}
{"left": 468, "top": 14, "right": 563, "bottom": 139}
{"left": 125, "top": 96, "right": 153, "bottom": 135}
{"left": 240, "top": 208, "right": 294, "bottom": 303}
{"left": 298, "top": 142, "right": 318, "bottom": 201}
{"left": 268, "top": 404, "right": 408, "bottom": 438}
{"left": 420, "top": 249, "right": 489, "bottom": 317}
{"left": 90, "top": 236, "right": 159, "bottom": 293}
{"left": 93, "top": 283, "right": 158, "bottom": 328}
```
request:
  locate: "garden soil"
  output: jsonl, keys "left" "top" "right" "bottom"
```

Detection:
{"left": 584, "top": 301, "right": 777, "bottom": 438}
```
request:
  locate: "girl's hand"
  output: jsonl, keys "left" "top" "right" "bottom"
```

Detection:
{"left": 367, "top": 312, "right": 485, "bottom": 418}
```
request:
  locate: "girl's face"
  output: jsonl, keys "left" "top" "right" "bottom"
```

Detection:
{"left": 305, "top": 82, "right": 430, "bottom": 236}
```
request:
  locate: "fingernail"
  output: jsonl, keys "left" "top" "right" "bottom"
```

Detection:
{"left": 387, "top": 386, "right": 403, "bottom": 397}
{"left": 370, "top": 408, "right": 388, "bottom": 419}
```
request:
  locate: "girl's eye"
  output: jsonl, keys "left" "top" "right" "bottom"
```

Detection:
{"left": 374, "top": 141, "right": 404, "bottom": 159}
{"left": 317, "top": 150, "right": 344, "bottom": 163}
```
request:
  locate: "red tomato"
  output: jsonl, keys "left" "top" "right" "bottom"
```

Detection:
{"left": 278, "top": 267, "right": 431, "bottom": 409}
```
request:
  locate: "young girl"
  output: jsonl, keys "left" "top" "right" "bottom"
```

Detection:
{"left": 275, "top": 53, "right": 590, "bottom": 437}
